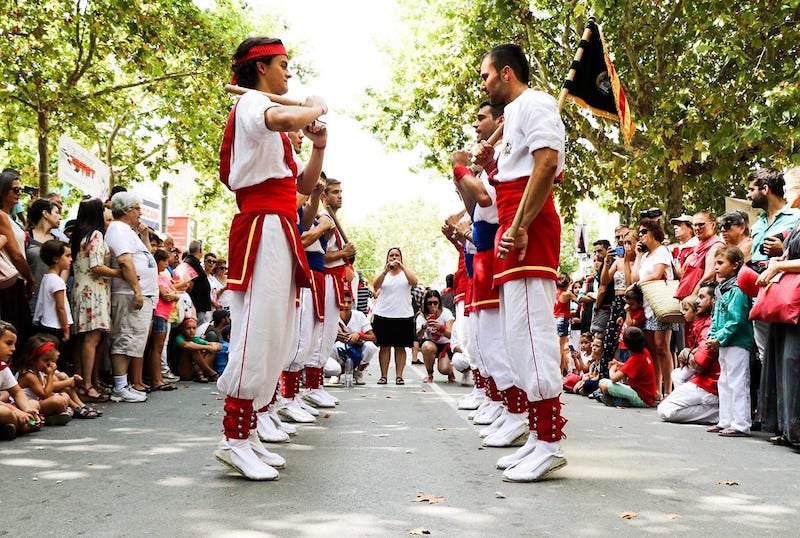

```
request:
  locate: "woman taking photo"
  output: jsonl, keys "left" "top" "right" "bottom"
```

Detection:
{"left": 372, "top": 247, "right": 418, "bottom": 385}
{"left": 631, "top": 219, "right": 674, "bottom": 401}
{"left": 416, "top": 289, "right": 455, "bottom": 383}
{"left": 70, "top": 198, "right": 119, "bottom": 401}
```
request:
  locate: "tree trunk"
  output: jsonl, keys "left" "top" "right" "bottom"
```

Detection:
{"left": 37, "top": 110, "right": 50, "bottom": 194}
{"left": 665, "top": 167, "right": 684, "bottom": 238}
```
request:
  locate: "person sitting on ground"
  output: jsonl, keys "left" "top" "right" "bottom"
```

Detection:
{"left": 616, "top": 285, "right": 646, "bottom": 364}
{"left": 173, "top": 317, "right": 222, "bottom": 383}
{"left": 598, "top": 327, "right": 657, "bottom": 408}
{"left": 573, "top": 333, "right": 602, "bottom": 397}
{"left": 201, "top": 309, "right": 231, "bottom": 343}
{"left": 658, "top": 282, "right": 720, "bottom": 424}
{"left": 0, "top": 322, "right": 42, "bottom": 440}
{"left": 417, "top": 289, "right": 455, "bottom": 383}
{"left": 325, "top": 292, "right": 377, "bottom": 385}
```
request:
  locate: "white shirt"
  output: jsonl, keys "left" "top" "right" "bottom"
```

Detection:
{"left": 226, "top": 91, "right": 305, "bottom": 190}
{"left": 640, "top": 245, "right": 675, "bottom": 318}
{"left": 495, "top": 89, "right": 565, "bottom": 182}
{"left": 0, "top": 366, "right": 16, "bottom": 391}
{"left": 340, "top": 309, "right": 372, "bottom": 334}
{"left": 416, "top": 309, "right": 455, "bottom": 344}
{"left": 373, "top": 271, "right": 413, "bottom": 318}
{"left": 33, "top": 273, "right": 73, "bottom": 329}
{"left": 473, "top": 171, "right": 498, "bottom": 224}
{"left": 105, "top": 221, "right": 158, "bottom": 296}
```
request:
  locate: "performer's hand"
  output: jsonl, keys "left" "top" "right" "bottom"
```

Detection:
{"left": 472, "top": 140, "right": 494, "bottom": 168}
{"left": 312, "top": 179, "right": 325, "bottom": 195}
{"left": 498, "top": 227, "right": 528, "bottom": 261}
{"left": 451, "top": 150, "right": 470, "bottom": 167}
{"left": 341, "top": 242, "right": 356, "bottom": 257}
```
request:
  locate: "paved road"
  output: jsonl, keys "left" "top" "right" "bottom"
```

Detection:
{"left": 2, "top": 362, "right": 798, "bottom": 537}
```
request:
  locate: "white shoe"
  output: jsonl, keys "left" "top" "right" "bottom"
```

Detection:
{"left": 473, "top": 400, "right": 504, "bottom": 425}
{"left": 484, "top": 412, "right": 528, "bottom": 447}
{"left": 502, "top": 441, "right": 567, "bottom": 482}
{"left": 256, "top": 411, "right": 290, "bottom": 443}
{"left": 294, "top": 395, "right": 320, "bottom": 416}
{"left": 329, "top": 376, "right": 341, "bottom": 385}
{"left": 248, "top": 432, "right": 286, "bottom": 469}
{"left": 460, "top": 370, "right": 472, "bottom": 386}
{"left": 318, "top": 387, "right": 339, "bottom": 405}
{"left": 268, "top": 406, "right": 296, "bottom": 436}
{"left": 302, "top": 389, "right": 336, "bottom": 408}
{"left": 496, "top": 434, "right": 538, "bottom": 470}
{"left": 480, "top": 408, "right": 508, "bottom": 438}
{"left": 460, "top": 389, "right": 485, "bottom": 411}
{"left": 214, "top": 438, "right": 279, "bottom": 481}
{"left": 110, "top": 385, "right": 147, "bottom": 403}
{"left": 468, "top": 398, "right": 491, "bottom": 420}
{"left": 278, "top": 398, "right": 316, "bottom": 423}
{"left": 162, "top": 370, "right": 179, "bottom": 382}
{"left": 354, "top": 370, "right": 366, "bottom": 386}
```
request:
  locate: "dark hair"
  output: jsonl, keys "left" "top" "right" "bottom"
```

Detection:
{"left": 487, "top": 44, "right": 530, "bottom": 84}
{"left": 212, "top": 309, "right": 230, "bottom": 325}
{"left": 445, "top": 273, "right": 454, "bottom": 287}
{"left": 26, "top": 198, "right": 55, "bottom": 228}
{"left": 386, "top": 247, "right": 403, "bottom": 262}
{"left": 715, "top": 245, "right": 744, "bottom": 273}
{"left": 718, "top": 210, "right": 750, "bottom": 236}
{"left": 231, "top": 37, "right": 285, "bottom": 89}
{"left": 478, "top": 100, "right": 505, "bottom": 120}
{"left": 71, "top": 198, "right": 107, "bottom": 257}
{"left": 624, "top": 285, "right": 644, "bottom": 304}
{"left": 638, "top": 219, "right": 665, "bottom": 243}
{"left": 324, "top": 177, "right": 341, "bottom": 193}
{"left": 20, "top": 333, "right": 59, "bottom": 371}
{"left": 422, "top": 289, "right": 443, "bottom": 316}
{"left": 153, "top": 248, "right": 169, "bottom": 263}
{"left": 556, "top": 272, "right": 571, "bottom": 289}
{"left": 39, "top": 239, "right": 69, "bottom": 266}
{"left": 622, "top": 327, "right": 646, "bottom": 353}
{"left": 592, "top": 239, "right": 611, "bottom": 249}
{"left": 698, "top": 280, "right": 718, "bottom": 293}
{"left": 749, "top": 168, "right": 784, "bottom": 198}
{"left": 0, "top": 320, "right": 17, "bottom": 336}
{"left": 0, "top": 169, "right": 20, "bottom": 197}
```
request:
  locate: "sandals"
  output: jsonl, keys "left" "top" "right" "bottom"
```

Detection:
{"left": 132, "top": 385, "right": 151, "bottom": 393}
{"left": 73, "top": 405, "right": 100, "bottom": 419}
{"left": 193, "top": 374, "right": 210, "bottom": 383}
{"left": 377, "top": 377, "right": 388, "bottom": 385}
{"left": 422, "top": 375, "right": 433, "bottom": 383}
{"left": 80, "top": 386, "right": 110, "bottom": 402}
{"left": 395, "top": 377, "right": 405, "bottom": 385}
{"left": 706, "top": 425, "right": 723, "bottom": 433}
{"left": 152, "top": 383, "right": 177, "bottom": 391}
{"left": 207, "top": 372, "right": 220, "bottom": 383}
{"left": 718, "top": 428, "right": 750, "bottom": 437}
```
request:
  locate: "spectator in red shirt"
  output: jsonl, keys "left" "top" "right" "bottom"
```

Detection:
{"left": 598, "top": 327, "right": 657, "bottom": 407}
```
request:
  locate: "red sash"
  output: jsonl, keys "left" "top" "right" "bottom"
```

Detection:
{"left": 324, "top": 265, "right": 348, "bottom": 310}
{"left": 492, "top": 177, "right": 560, "bottom": 287}
{"left": 469, "top": 249, "right": 500, "bottom": 311}
{"left": 453, "top": 255, "right": 467, "bottom": 304}
{"left": 310, "top": 269, "right": 326, "bottom": 321}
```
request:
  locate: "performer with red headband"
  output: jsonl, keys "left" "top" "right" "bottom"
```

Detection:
{"left": 474, "top": 44, "right": 567, "bottom": 482}
{"left": 215, "top": 37, "right": 328, "bottom": 481}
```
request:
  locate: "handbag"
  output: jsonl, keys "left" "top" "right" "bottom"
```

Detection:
{"left": 749, "top": 272, "right": 800, "bottom": 325}
{"left": 639, "top": 279, "right": 684, "bottom": 324}
{"left": 0, "top": 249, "right": 20, "bottom": 290}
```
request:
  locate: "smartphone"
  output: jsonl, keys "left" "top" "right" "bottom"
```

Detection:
{"left": 615, "top": 246, "right": 624, "bottom": 257}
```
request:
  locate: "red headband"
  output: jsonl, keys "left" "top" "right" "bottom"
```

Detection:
{"left": 32, "top": 341, "right": 56, "bottom": 359}
{"left": 235, "top": 43, "right": 288, "bottom": 65}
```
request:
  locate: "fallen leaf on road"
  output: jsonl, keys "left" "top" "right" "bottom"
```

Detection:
{"left": 386, "top": 395, "right": 393, "bottom": 399}
{"left": 405, "top": 449, "right": 415, "bottom": 454}
{"left": 717, "top": 480, "right": 739, "bottom": 486}
{"left": 409, "top": 528, "right": 431, "bottom": 535}
{"left": 323, "top": 413, "right": 331, "bottom": 419}
{"left": 619, "top": 511, "right": 636, "bottom": 519}
{"left": 666, "top": 513, "right": 681, "bottom": 520}
{"left": 414, "top": 493, "right": 445, "bottom": 504}
{"left": 378, "top": 433, "right": 389, "bottom": 438}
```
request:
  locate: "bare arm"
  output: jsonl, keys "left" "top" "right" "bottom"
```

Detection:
{"left": 116, "top": 252, "right": 143, "bottom": 309}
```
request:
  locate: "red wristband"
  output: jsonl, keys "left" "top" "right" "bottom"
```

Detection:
{"left": 358, "top": 332, "right": 366, "bottom": 340}
{"left": 439, "top": 324, "right": 446, "bottom": 332}
{"left": 453, "top": 164, "right": 470, "bottom": 183}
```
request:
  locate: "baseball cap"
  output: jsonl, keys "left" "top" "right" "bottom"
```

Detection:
{"left": 669, "top": 214, "right": 693, "bottom": 225}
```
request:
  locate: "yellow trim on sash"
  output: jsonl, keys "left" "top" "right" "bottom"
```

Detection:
{"left": 494, "top": 265, "right": 558, "bottom": 280}
{"left": 471, "top": 298, "right": 500, "bottom": 308}
{"left": 227, "top": 216, "right": 261, "bottom": 285}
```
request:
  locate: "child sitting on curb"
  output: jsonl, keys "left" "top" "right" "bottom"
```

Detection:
{"left": 598, "top": 327, "right": 657, "bottom": 408}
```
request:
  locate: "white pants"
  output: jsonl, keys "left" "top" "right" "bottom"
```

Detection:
{"left": 326, "top": 341, "right": 378, "bottom": 376}
{"left": 717, "top": 346, "right": 751, "bottom": 431}
{"left": 500, "top": 278, "right": 561, "bottom": 401}
{"left": 471, "top": 307, "right": 515, "bottom": 390}
{"left": 217, "top": 216, "right": 299, "bottom": 411}
{"left": 657, "top": 381, "right": 719, "bottom": 424}
{"left": 285, "top": 286, "right": 322, "bottom": 372}
{"left": 308, "top": 274, "right": 341, "bottom": 369}
{"left": 671, "top": 366, "right": 696, "bottom": 388}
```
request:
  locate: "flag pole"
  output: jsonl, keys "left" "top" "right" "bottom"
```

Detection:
{"left": 502, "top": 20, "right": 595, "bottom": 252}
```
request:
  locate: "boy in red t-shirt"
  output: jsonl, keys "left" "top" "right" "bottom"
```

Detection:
{"left": 616, "top": 286, "right": 646, "bottom": 364}
{"left": 599, "top": 327, "right": 657, "bottom": 407}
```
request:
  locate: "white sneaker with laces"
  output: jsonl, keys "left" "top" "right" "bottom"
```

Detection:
{"left": 278, "top": 398, "right": 316, "bottom": 423}
{"left": 256, "top": 411, "right": 290, "bottom": 443}
{"left": 248, "top": 432, "right": 286, "bottom": 469}
{"left": 484, "top": 412, "right": 528, "bottom": 447}
{"left": 110, "top": 385, "right": 147, "bottom": 403}
{"left": 473, "top": 400, "right": 504, "bottom": 425}
{"left": 496, "top": 434, "right": 538, "bottom": 469}
{"left": 214, "top": 438, "right": 279, "bottom": 481}
{"left": 302, "top": 388, "right": 336, "bottom": 408}
{"left": 502, "top": 441, "right": 567, "bottom": 482}
{"left": 480, "top": 408, "right": 508, "bottom": 438}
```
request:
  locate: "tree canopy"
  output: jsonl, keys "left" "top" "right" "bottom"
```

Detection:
{"left": 362, "top": 0, "right": 800, "bottom": 223}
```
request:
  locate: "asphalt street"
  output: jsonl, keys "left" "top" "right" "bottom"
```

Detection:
{"left": 2, "top": 361, "right": 798, "bottom": 537}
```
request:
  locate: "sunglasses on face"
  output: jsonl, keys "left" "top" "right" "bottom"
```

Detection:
{"left": 637, "top": 229, "right": 648, "bottom": 236}
{"left": 426, "top": 301, "right": 439, "bottom": 306}
{"left": 10, "top": 187, "right": 22, "bottom": 195}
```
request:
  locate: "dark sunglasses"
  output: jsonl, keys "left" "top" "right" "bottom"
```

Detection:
{"left": 637, "top": 229, "right": 648, "bottom": 236}
{"left": 426, "top": 301, "right": 440, "bottom": 306}
{"left": 10, "top": 187, "right": 22, "bottom": 195}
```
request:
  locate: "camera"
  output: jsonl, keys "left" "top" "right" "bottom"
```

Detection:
{"left": 22, "top": 185, "right": 39, "bottom": 197}
{"left": 637, "top": 241, "right": 648, "bottom": 253}
{"left": 639, "top": 207, "right": 663, "bottom": 219}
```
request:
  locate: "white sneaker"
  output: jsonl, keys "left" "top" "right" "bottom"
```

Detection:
{"left": 484, "top": 412, "right": 528, "bottom": 447}
{"left": 110, "top": 385, "right": 147, "bottom": 403}
{"left": 460, "top": 370, "right": 472, "bottom": 386}
{"left": 278, "top": 398, "right": 316, "bottom": 423}
{"left": 294, "top": 395, "right": 320, "bottom": 416}
{"left": 302, "top": 389, "right": 336, "bottom": 408}
{"left": 318, "top": 387, "right": 339, "bottom": 405}
{"left": 268, "top": 406, "right": 296, "bottom": 436}
{"left": 214, "top": 438, "right": 279, "bottom": 481}
{"left": 496, "top": 434, "right": 538, "bottom": 470}
{"left": 480, "top": 408, "right": 508, "bottom": 438}
{"left": 329, "top": 376, "right": 341, "bottom": 385}
{"left": 354, "top": 370, "right": 366, "bottom": 386}
{"left": 502, "top": 441, "right": 567, "bottom": 482}
{"left": 458, "top": 388, "right": 485, "bottom": 410}
{"left": 248, "top": 432, "right": 286, "bottom": 469}
{"left": 256, "top": 411, "right": 290, "bottom": 443}
{"left": 162, "top": 370, "right": 179, "bottom": 382}
{"left": 473, "top": 400, "right": 504, "bottom": 425}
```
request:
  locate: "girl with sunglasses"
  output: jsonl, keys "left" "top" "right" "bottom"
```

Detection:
{"left": 416, "top": 289, "right": 455, "bottom": 383}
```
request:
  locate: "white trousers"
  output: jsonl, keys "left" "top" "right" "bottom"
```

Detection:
{"left": 471, "top": 307, "right": 515, "bottom": 390}
{"left": 308, "top": 274, "right": 341, "bottom": 369}
{"left": 657, "top": 381, "right": 719, "bottom": 424}
{"left": 717, "top": 345, "right": 751, "bottom": 431}
{"left": 285, "top": 287, "right": 322, "bottom": 372}
{"left": 217, "top": 216, "right": 299, "bottom": 410}
{"left": 500, "top": 278, "right": 561, "bottom": 402}
{"left": 325, "top": 341, "right": 378, "bottom": 376}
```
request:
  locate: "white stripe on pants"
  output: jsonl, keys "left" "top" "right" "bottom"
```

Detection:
{"left": 500, "top": 278, "right": 562, "bottom": 401}
{"left": 657, "top": 381, "right": 719, "bottom": 424}
{"left": 217, "top": 216, "right": 299, "bottom": 411}
{"left": 716, "top": 345, "right": 751, "bottom": 431}
{"left": 309, "top": 274, "right": 341, "bottom": 369}
{"left": 285, "top": 287, "right": 321, "bottom": 371}
{"left": 473, "top": 308, "right": 515, "bottom": 390}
